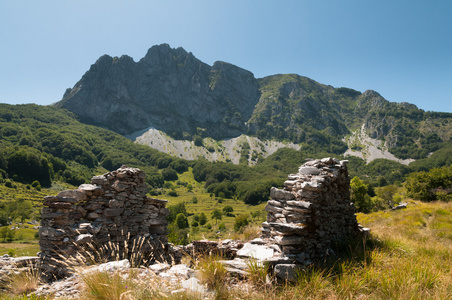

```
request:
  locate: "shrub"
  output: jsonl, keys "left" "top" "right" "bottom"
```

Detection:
{"left": 167, "top": 190, "right": 178, "bottom": 197}
{"left": 199, "top": 213, "right": 207, "bottom": 226}
{"left": 162, "top": 167, "right": 178, "bottom": 181}
{"left": 4, "top": 180, "right": 13, "bottom": 188}
{"left": 176, "top": 213, "right": 189, "bottom": 229}
{"left": 234, "top": 214, "right": 249, "bottom": 232}
{"left": 222, "top": 205, "right": 234, "bottom": 216}
{"left": 31, "top": 180, "right": 41, "bottom": 191}
{"left": 211, "top": 209, "right": 222, "bottom": 223}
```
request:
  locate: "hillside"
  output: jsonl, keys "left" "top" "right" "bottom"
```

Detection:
{"left": 56, "top": 44, "right": 452, "bottom": 163}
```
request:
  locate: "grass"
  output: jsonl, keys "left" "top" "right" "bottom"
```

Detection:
{"left": 157, "top": 168, "right": 266, "bottom": 240}
{"left": 2, "top": 199, "right": 452, "bottom": 299}
{"left": 0, "top": 241, "right": 40, "bottom": 256}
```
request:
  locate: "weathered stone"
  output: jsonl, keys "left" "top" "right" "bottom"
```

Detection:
{"left": 104, "top": 208, "right": 124, "bottom": 217}
{"left": 75, "top": 234, "right": 93, "bottom": 245}
{"left": 78, "top": 184, "right": 102, "bottom": 193}
{"left": 57, "top": 190, "right": 88, "bottom": 202}
{"left": 298, "top": 167, "right": 319, "bottom": 175}
{"left": 270, "top": 187, "right": 295, "bottom": 200}
{"left": 274, "top": 235, "right": 305, "bottom": 245}
{"left": 274, "top": 264, "right": 299, "bottom": 281}
{"left": 237, "top": 243, "right": 274, "bottom": 260}
{"left": 91, "top": 175, "right": 108, "bottom": 185}
{"left": 86, "top": 212, "right": 100, "bottom": 220}
{"left": 265, "top": 204, "right": 283, "bottom": 213}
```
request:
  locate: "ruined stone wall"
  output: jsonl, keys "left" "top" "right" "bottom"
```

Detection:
{"left": 262, "top": 157, "right": 362, "bottom": 261}
{"left": 39, "top": 166, "right": 169, "bottom": 278}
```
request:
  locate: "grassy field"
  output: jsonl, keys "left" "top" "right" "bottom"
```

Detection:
{"left": 156, "top": 168, "right": 267, "bottom": 240}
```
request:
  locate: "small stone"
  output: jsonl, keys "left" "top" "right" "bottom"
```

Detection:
{"left": 274, "top": 264, "right": 299, "bottom": 281}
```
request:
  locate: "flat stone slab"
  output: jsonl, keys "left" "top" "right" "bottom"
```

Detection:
{"left": 236, "top": 243, "right": 274, "bottom": 260}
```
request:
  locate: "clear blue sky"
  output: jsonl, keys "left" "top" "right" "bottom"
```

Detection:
{"left": 1, "top": 0, "right": 451, "bottom": 112}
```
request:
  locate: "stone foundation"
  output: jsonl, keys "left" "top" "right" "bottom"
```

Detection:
{"left": 39, "top": 166, "right": 171, "bottom": 279}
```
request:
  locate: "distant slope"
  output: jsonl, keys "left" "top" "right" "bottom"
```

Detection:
{"left": 55, "top": 44, "right": 452, "bottom": 162}
{"left": 126, "top": 127, "right": 300, "bottom": 165}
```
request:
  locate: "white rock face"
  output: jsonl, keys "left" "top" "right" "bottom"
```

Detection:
{"left": 128, "top": 129, "right": 301, "bottom": 166}
{"left": 343, "top": 124, "right": 415, "bottom": 165}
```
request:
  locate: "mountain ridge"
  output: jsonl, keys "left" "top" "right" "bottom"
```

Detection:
{"left": 55, "top": 44, "right": 452, "bottom": 162}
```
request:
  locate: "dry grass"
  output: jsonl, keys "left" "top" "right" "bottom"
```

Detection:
{"left": 5, "top": 199, "right": 452, "bottom": 299}
{"left": 6, "top": 264, "right": 42, "bottom": 296}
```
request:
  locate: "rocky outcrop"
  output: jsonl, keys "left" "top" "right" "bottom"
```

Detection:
{"left": 56, "top": 44, "right": 260, "bottom": 139}
{"left": 39, "top": 166, "right": 171, "bottom": 279}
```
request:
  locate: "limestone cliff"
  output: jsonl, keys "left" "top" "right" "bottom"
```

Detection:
{"left": 57, "top": 44, "right": 260, "bottom": 139}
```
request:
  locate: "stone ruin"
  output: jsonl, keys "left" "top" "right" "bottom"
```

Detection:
{"left": 36, "top": 158, "right": 366, "bottom": 283}
{"left": 261, "top": 157, "right": 364, "bottom": 263}
{"left": 39, "top": 166, "right": 171, "bottom": 279}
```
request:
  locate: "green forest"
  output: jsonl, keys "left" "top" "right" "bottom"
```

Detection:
{"left": 0, "top": 103, "right": 451, "bottom": 246}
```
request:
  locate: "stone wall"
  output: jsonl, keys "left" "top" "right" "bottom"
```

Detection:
{"left": 39, "top": 166, "right": 170, "bottom": 278}
{"left": 261, "top": 157, "right": 363, "bottom": 262}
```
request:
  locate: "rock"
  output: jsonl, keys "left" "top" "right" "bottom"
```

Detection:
{"left": 57, "top": 190, "right": 88, "bottom": 202}
{"left": 168, "top": 264, "right": 194, "bottom": 280}
{"left": 220, "top": 258, "right": 249, "bottom": 271}
{"left": 181, "top": 277, "right": 207, "bottom": 294}
{"left": 75, "top": 234, "right": 93, "bottom": 245}
{"left": 149, "top": 263, "right": 170, "bottom": 274}
{"left": 270, "top": 187, "right": 295, "bottom": 200}
{"left": 274, "top": 235, "right": 305, "bottom": 246}
{"left": 298, "top": 166, "right": 320, "bottom": 175}
{"left": 78, "top": 184, "right": 102, "bottom": 193}
{"left": 83, "top": 259, "right": 130, "bottom": 274}
{"left": 237, "top": 243, "right": 274, "bottom": 260}
{"left": 392, "top": 202, "right": 408, "bottom": 210}
{"left": 274, "top": 264, "right": 298, "bottom": 281}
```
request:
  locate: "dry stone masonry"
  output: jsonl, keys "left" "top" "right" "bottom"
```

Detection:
{"left": 261, "top": 157, "right": 364, "bottom": 263}
{"left": 39, "top": 166, "right": 170, "bottom": 279}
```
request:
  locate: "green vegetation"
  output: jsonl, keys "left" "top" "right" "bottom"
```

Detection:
{"left": 406, "top": 165, "right": 452, "bottom": 202}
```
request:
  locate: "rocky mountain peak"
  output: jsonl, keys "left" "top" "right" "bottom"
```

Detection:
{"left": 56, "top": 44, "right": 260, "bottom": 139}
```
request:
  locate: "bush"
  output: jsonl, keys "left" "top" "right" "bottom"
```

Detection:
{"left": 222, "top": 205, "right": 234, "bottom": 216}
{"left": 218, "top": 223, "right": 226, "bottom": 231}
{"left": 167, "top": 190, "right": 178, "bottom": 197}
{"left": 4, "top": 180, "right": 13, "bottom": 188}
{"left": 176, "top": 213, "right": 189, "bottom": 229}
{"left": 162, "top": 167, "right": 178, "bottom": 181}
{"left": 234, "top": 214, "right": 249, "bottom": 232}
{"left": 31, "top": 180, "right": 41, "bottom": 191}
{"left": 199, "top": 213, "right": 207, "bottom": 226}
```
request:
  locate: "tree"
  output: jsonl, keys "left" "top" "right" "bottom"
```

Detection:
{"left": 167, "top": 203, "right": 187, "bottom": 223}
{"left": 234, "top": 214, "right": 249, "bottom": 232}
{"left": 176, "top": 213, "right": 189, "bottom": 229}
{"left": 222, "top": 205, "right": 234, "bottom": 216}
{"left": 162, "top": 167, "right": 178, "bottom": 181}
{"left": 199, "top": 213, "right": 207, "bottom": 226}
{"left": 376, "top": 185, "right": 398, "bottom": 207}
{"left": 350, "top": 177, "right": 373, "bottom": 213}
{"left": 211, "top": 209, "right": 222, "bottom": 224}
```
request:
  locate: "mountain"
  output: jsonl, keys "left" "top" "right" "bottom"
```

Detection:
{"left": 56, "top": 44, "right": 452, "bottom": 162}
{"left": 57, "top": 44, "right": 260, "bottom": 139}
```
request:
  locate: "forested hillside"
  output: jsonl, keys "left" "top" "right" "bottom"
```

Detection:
{"left": 1, "top": 103, "right": 451, "bottom": 206}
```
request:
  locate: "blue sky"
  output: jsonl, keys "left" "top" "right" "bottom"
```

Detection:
{"left": 1, "top": 0, "right": 451, "bottom": 112}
